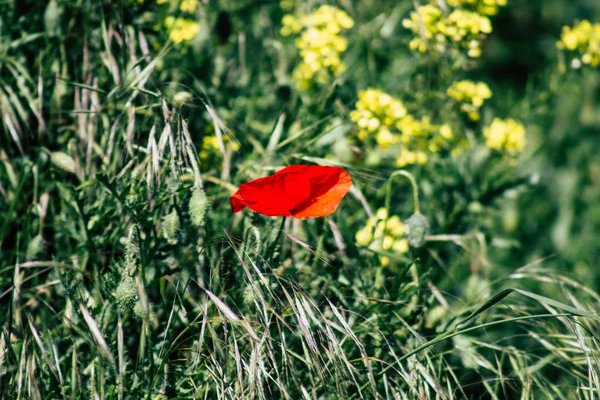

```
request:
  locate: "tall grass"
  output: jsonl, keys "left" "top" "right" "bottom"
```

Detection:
{"left": 2, "top": 1, "right": 600, "bottom": 399}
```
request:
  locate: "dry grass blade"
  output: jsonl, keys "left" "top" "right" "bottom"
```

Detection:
{"left": 202, "top": 287, "right": 257, "bottom": 346}
{"left": 79, "top": 303, "right": 116, "bottom": 369}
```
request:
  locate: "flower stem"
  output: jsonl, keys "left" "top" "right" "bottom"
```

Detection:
{"left": 266, "top": 216, "right": 286, "bottom": 262}
{"left": 382, "top": 170, "right": 420, "bottom": 251}
{"left": 311, "top": 217, "right": 329, "bottom": 269}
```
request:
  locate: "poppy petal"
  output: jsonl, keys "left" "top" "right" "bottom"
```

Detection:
{"left": 229, "top": 165, "right": 312, "bottom": 217}
{"left": 291, "top": 167, "right": 352, "bottom": 220}
{"left": 230, "top": 165, "right": 352, "bottom": 219}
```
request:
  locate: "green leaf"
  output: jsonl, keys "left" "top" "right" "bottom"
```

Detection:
{"left": 456, "top": 288, "right": 600, "bottom": 330}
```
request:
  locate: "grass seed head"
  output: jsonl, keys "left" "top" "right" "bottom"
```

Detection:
{"left": 189, "top": 187, "right": 210, "bottom": 227}
{"left": 162, "top": 209, "right": 180, "bottom": 244}
{"left": 115, "top": 276, "right": 137, "bottom": 314}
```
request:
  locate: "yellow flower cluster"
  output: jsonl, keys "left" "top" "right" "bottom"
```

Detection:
{"left": 395, "top": 116, "right": 454, "bottom": 167}
{"left": 402, "top": 5, "right": 492, "bottom": 58}
{"left": 164, "top": 17, "right": 200, "bottom": 43}
{"left": 446, "top": 0, "right": 507, "bottom": 16}
{"left": 350, "top": 89, "right": 407, "bottom": 143}
{"left": 350, "top": 89, "right": 454, "bottom": 166}
{"left": 161, "top": 0, "right": 199, "bottom": 44}
{"left": 179, "top": 0, "right": 198, "bottom": 13}
{"left": 157, "top": 0, "right": 197, "bottom": 11}
{"left": 483, "top": 118, "right": 526, "bottom": 157}
{"left": 447, "top": 80, "right": 492, "bottom": 121}
{"left": 199, "top": 133, "right": 239, "bottom": 167}
{"left": 355, "top": 208, "right": 409, "bottom": 266}
{"left": 557, "top": 20, "right": 600, "bottom": 68}
{"left": 281, "top": 5, "right": 354, "bottom": 90}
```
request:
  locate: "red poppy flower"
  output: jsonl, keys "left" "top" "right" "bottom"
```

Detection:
{"left": 230, "top": 165, "right": 352, "bottom": 220}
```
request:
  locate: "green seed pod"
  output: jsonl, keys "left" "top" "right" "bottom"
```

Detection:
{"left": 26, "top": 234, "right": 44, "bottom": 261}
{"left": 189, "top": 188, "right": 210, "bottom": 227}
{"left": 162, "top": 209, "right": 180, "bottom": 245}
{"left": 115, "top": 276, "right": 137, "bottom": 313}
{"left": 405, "top": 212, "right": 429, "bottom": 248}
{"left": 50, "top": 151, "right": 76, "bottom": 174}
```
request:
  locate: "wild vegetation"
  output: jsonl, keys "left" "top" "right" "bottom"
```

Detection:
{"left": 2, "top": 0, "right": 600, "bottom": 398}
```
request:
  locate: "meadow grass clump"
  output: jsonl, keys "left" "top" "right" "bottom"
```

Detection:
{"left": 1, "top": 1, "right": 600, "bottom": 399}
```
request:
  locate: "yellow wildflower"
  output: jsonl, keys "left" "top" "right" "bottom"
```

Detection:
{"left": 355, "top": 208, "right": 409, "bottom": 266}
{"left": 447, "top": 80, "right": 492, "bottom": 121}
{"left": 403, "top": 5, "right": 492, "bottom": 58}
{"left": 199, "top": 132, "right": 239, "bottom": 167}
{"left": 402, "top": 5, "right": 443, "bottom": 53}
{"left": 351, "top": 89, "right": 454, "bottom": 166}
{"left": 164, "top": 17, "right": 199, "bottom": 43}
{"left": 281, "top": 6, "right": 354, "bottom": 89}
{"left": 395, "top": 116, "right": 452, "bottom": 166}
{"left": 483, "top": 118, "right": 526, "bottom": 157}
{"left": 179, "top": 0, "right": 198, "bottom": 13}
{"left": 557, "top": 20, "right": 600, "bottom": 68}
{"left": 446, "top": 0, "right": 507, "bottom": 16}
{"left": 350, "top": 88, "right": 407, "bottom": 145}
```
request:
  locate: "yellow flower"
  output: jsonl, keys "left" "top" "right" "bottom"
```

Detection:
{"left": 350, "top": 88, "right": 406, "bottom": 142}
{"left": 446, "top": 0, "right": 508, "bottom": 16}
{"left": 447, "top": 80, "right": 492, "bottom": 121}
{"left": 351, "top": 89, "right": 455, "bottom": 166}
{"left": 355, "top": 208, "right": 410, "bottom": 265}
{"left": 402, "top": 5, "right": 443, "bottom": 53}
{"left": 355, "top": 225, "right": 373, "bottom": 246}
{"left": 557, "top": 20, "right": 600, "bottom": 68}
{"left": 439, "top": 124, "right": 454, "bottom": 139}
{"left": 199, "top": 132, "right": 239, "bottom": 166}
{"left": 282, "top": 6, "right": 354, "bottom": 89}
{"left": 179, "top": 0, "right": 197, "bottom": 13}
{"left": 164, "top": 17, "right": 199, "bottom": 43}
{"left": 403, "top": 5, "right": 492, "bottom": 58}
{"left": 483, "top": 118, "right": 526, "bottom": 157}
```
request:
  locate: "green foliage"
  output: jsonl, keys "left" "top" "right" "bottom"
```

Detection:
{"left": 1, "top": 0, "right": 600, "bottom": 399}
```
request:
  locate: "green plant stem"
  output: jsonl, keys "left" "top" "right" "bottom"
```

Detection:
{"left": 311, "top": 217, "right": 329, "bottom": 269}
{"left": 383, "top": 170, "right": 420, "bottom": 251}
{"left": 266, "top": 216, "right": 286, "bottom": 262}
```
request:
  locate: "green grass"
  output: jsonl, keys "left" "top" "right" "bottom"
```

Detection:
{"left": 2, "top": 0, "right": 600, "bottom": 398}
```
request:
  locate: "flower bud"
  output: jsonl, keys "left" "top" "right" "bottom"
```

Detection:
{"left": 406, "top": 212, "right": 429, "bottom": 248}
